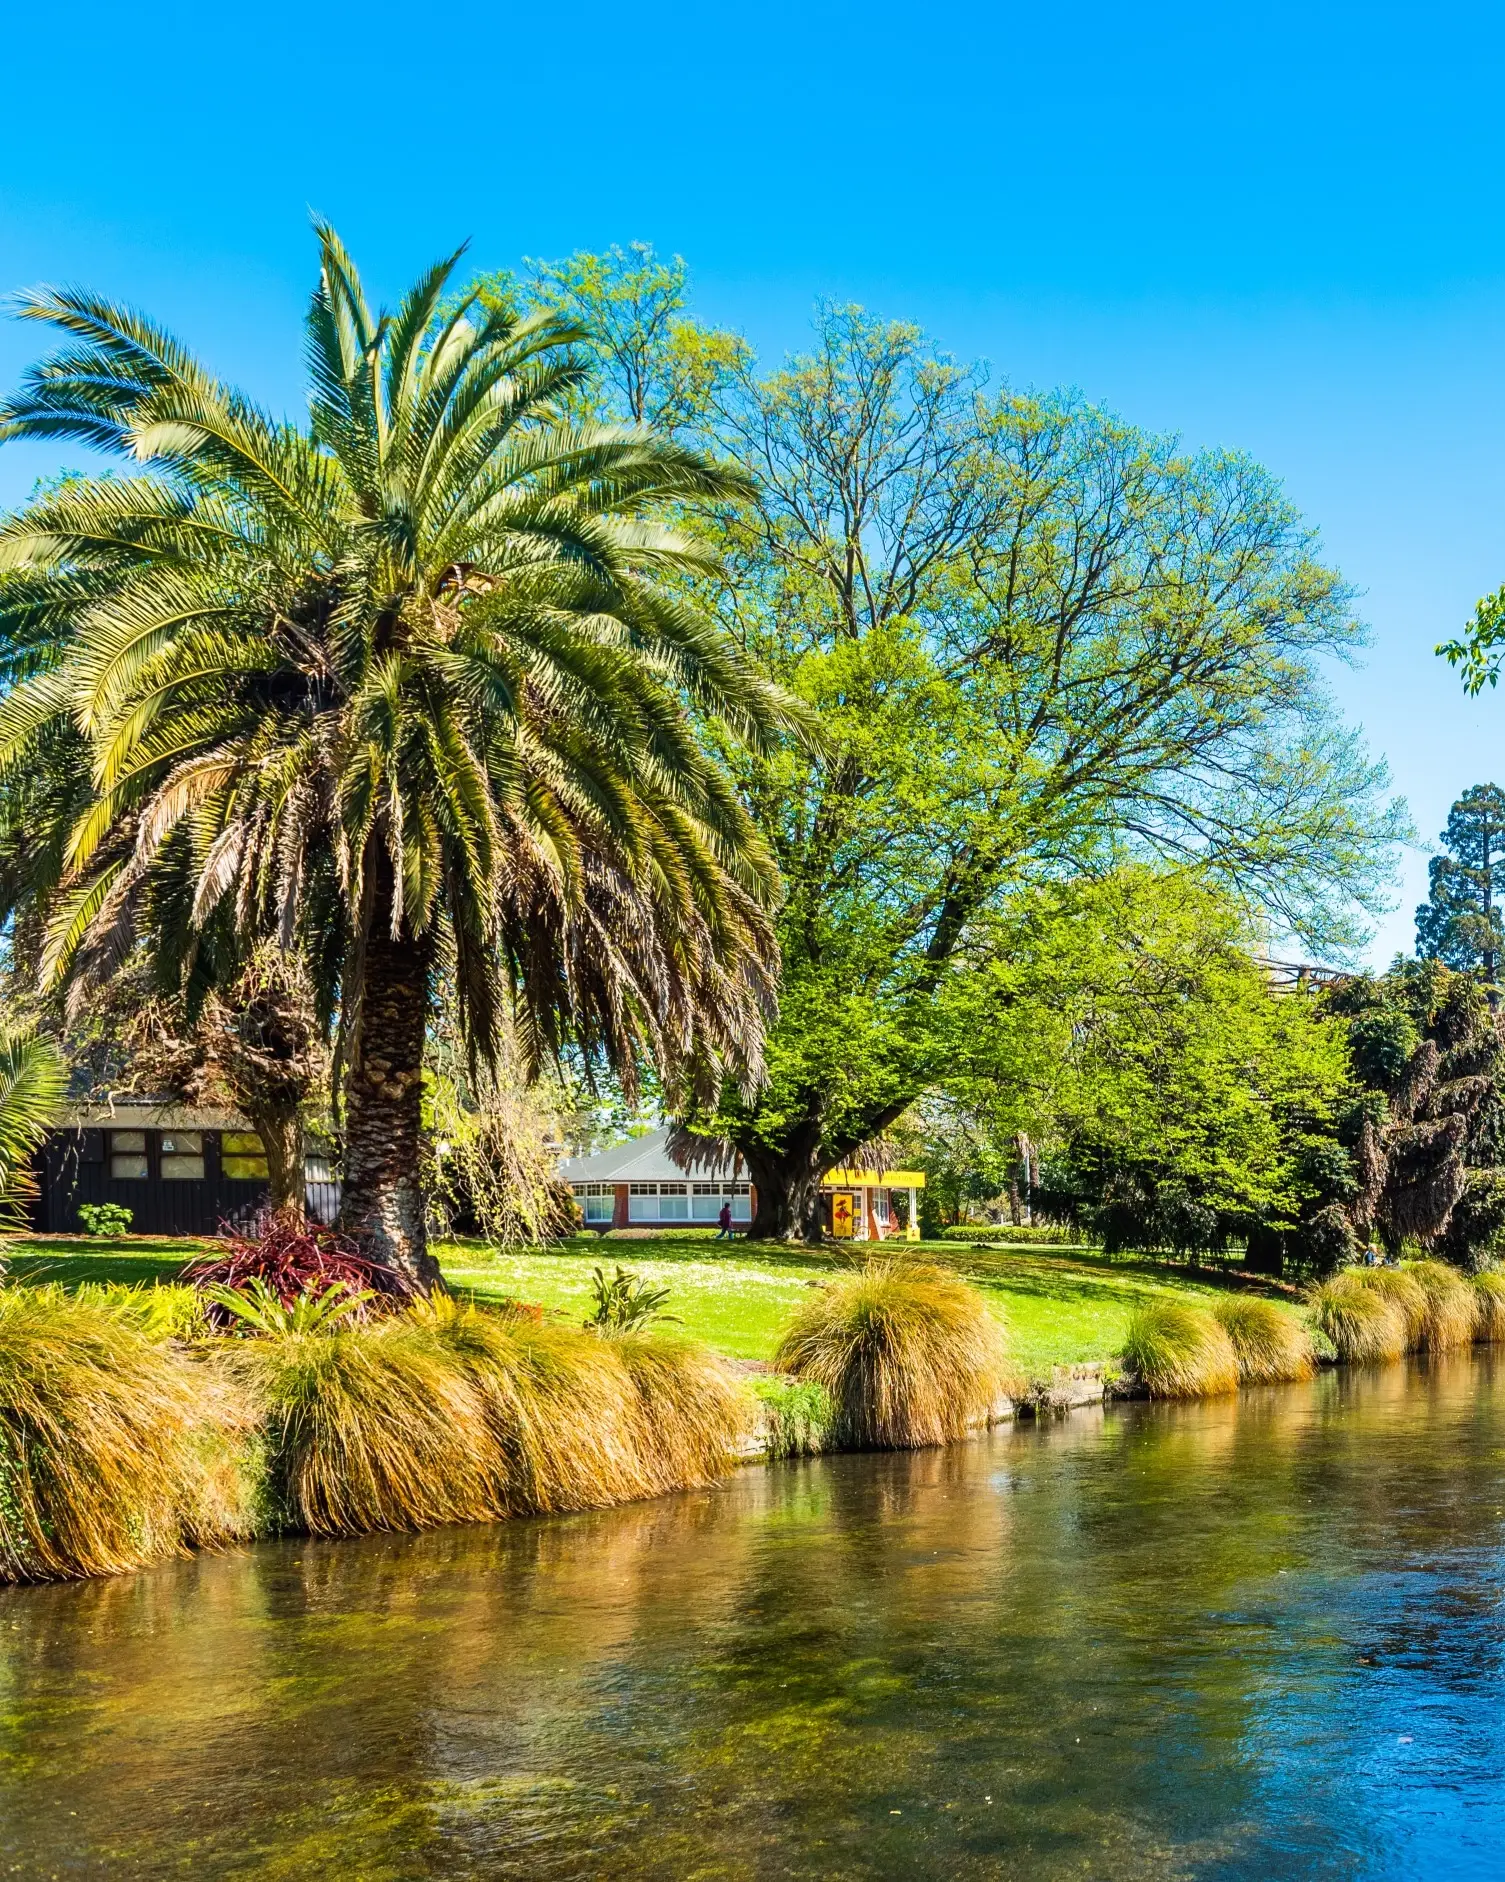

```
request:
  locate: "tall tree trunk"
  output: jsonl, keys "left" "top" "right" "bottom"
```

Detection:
{"left": 339, "top": 904, "right": 440, "bottom": 1290}
{"left": 743, "top": 1132, "right": 830, "bottom": 1243}
{"left": 242, "top": 1101, "right": 304, "bottom": 1215}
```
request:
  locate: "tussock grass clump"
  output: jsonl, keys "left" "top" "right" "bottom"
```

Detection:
{"left": 1405, "top": 1259, "right": 1479, "bottom": 1352}
{"left": 227, "top": 1315, "right": 503, "bottom": 1536}
{"left": 613, "top": 1334, "right": 749, "bottom": 1491}
{"left": 1119, "top": 1300, "right": 1239, "bottom": 1398}
{"left": 772, "top": 1261, "right": 1009, "bottom": 1449}
{"left": 1348, "top": 1268, "right": 1429, "bottom": 1346}
{"left": 425, "top": 1300, "right": 744, "bottom": 1512}
{"left": 1310, "top": 1273, "right": 1407, "bottom": 1365}
{"left": 1472, "top": 1269, "right": 1505, "bottom": 1342}
{"left": 1210, "top": 1295, "right": 1315, "bottom": 1384}
{"left": 0, "top": 1286, "right": 253, "bottom": 1581}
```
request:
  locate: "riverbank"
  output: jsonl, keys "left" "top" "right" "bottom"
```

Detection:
{"left": 3, "top": 1230, "right": 1301, "bottom": 1376}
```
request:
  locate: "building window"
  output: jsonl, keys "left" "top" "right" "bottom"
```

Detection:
{"left": 628, "top": 1181, "right": 689, "bottom": 1222}
{"left": 108, "top": 1130, "right": 148, "bottom": 1181}
{"left": 691, "top": 1181, "right": 750, "bottom": 1221}
{"left": 160, "top": 1130, "right": 205, "bottom": 1180}
{"left": 575, "top": 1182, "right": 615, "bottom": 1224}
{"left": 222, "top": 1130, "right": 269, "bottom": 1181}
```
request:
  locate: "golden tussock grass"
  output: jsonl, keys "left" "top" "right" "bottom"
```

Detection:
{"left": 1404, "top": 1259, "right": 1480, "bottom": 1352}
{"left": 1310, "top": 1273, "right": 1408, "bottom": 1364}
{"left": 1472, "top": 1269, "right": 1505, "bottom": 1342}
{"left": 0, "top": 1285, "right": 254, "bottom": 1581}
{"left": 224, "top": 1314, "right": 505, "bottom": 1537}
{"left": 1209, "top": 1295, "right": 1315, "bottom": 1384}
{"left": 1119, "top": 1299, "right": 1239, "bottom": 1398}
{"left": 1347, "top": 1268, "right": 1429, "bottom": 1346}
{"left": 772, "top": 1261, "right": 1009, "bottom": 1449}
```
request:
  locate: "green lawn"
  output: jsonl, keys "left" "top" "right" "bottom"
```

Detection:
{"left": 1, "top": 1229, "right": 1296, "bottom": 1377}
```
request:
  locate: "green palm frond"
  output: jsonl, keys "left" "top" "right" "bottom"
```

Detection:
{"left": 0, "top": 226, "right": 802, "bottom": 1110}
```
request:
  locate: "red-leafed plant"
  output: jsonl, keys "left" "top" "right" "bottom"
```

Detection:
{"left": 183, "top": 1209, "right": 419, "bottom": 1328}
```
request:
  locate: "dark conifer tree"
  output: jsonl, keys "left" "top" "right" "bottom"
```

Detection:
{"left": 1416, "top": 784, "right": 1505, "bottom": 980}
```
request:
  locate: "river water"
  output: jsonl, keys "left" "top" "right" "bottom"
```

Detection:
{"left": 4, "top": 1355, "right": 1505, "bottom": 1878}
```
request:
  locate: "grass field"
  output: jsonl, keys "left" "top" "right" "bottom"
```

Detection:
{"left": 2, "top": 1230, "right": 1298, "bottom": 1377}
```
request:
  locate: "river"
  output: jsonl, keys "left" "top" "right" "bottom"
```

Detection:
{"left": 4, "top": 1353, "right": 1505, "bottom": 1877}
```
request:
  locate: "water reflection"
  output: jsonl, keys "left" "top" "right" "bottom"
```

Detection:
{"left": 4, "top": 1357, "right": 1505, "bottom": 1877}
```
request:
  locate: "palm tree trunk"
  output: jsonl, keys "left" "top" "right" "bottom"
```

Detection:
{"left": 339, "top": 901, "right": 440, "bottom": 1290}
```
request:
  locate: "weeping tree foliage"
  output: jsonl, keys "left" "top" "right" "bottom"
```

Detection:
{"left": 0, "top": 229, "right": 800, "bottom": 1284}
{"left": 1321, "top": 960, "right": 1503, "bottom": 1261}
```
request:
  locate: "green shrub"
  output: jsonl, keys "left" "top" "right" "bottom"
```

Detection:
{"left": 934, "top": 1223, "right": 1086, "bottom": 1245}
{"left": 1474, "top": 1269, "right": 1505, "bottom": 1341}
{"left": 0, "top": 1285, "right": 254, "bottom": 1580}
{"left": 772, "top": 1261, "right": 1009, "bottom": 1449}
{"left": 76, "top": 1202, "right": 133, "bottom": 1237}
{"left": 1405, "top": 1259, "right": 1479, "bottom": 1352}
{"left": 1310, "top": 1273, "right": 1408, "bottom": 1364}
{"left": 1210, "top": 1295, "right": 1314, "bottom": 1384}
{"left": 72, "top": 1281, "right": 208, "bottom": 1340}
{"left": 1119, "top": 1300, "right": 1239, "bottom": 1398}
{"left": 751, "top": 1374, "right": 833, "bottom": 1457}
{"left": 584, "top": 1265, "right": 676, "bottom": 1331}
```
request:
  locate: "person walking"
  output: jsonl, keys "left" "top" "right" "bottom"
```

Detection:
{"left": 715, "top": 1199, "right": 735, "bottom": 1240}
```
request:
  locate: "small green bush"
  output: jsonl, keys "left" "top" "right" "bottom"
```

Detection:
{"left": 934, "top": 1223, "right": 1086, "bottom": 1246}
{"left": 1210, "top": 1295, "right": 1314, "bottom": 1384}
{"left": 76, "top": 1202, "right": 133, "bottom": 1237}
{"left": 1310, "top": 1273, "right": 1407, "bottom": 1364}
{"left": 751, "top": 1375, "right": 833, "bottom": 1457}
{"left": 1473, "top": 1268, "right": 1505, "bottom": 1342}
{"left": 773, "top": 1261, "right": 1009, "bottom": 1449}
{"left": 1119, "top": 1300, "right": 1239, "bottom": 1398}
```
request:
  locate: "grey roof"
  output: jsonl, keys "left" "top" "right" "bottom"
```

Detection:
{"left": 558, "top": 1126, "right": 745, "bottom": 1184}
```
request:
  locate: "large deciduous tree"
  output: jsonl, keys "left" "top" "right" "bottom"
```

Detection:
{"left": 0, "top": 230, "right": 794, "bottom": 1284}
{"left": 679, "top": 307, "right": 1403, "bottom": 1236}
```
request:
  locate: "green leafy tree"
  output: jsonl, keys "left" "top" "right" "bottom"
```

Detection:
{"left": 0, "top": 229, "right": 794, "bottom": 1284}
{"left": 678, "top": 308, "right": 1403, "bottom": 1236}
{"left": 920, "top": 870, "right": 1353, "bottom": 1265}
{"left": 1415, "top": 783, "right": 1505, "bottom": 979}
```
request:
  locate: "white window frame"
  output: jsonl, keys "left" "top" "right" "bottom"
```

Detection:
{"left": 575, "top": 1182, "right": 615, "bottom": 1224}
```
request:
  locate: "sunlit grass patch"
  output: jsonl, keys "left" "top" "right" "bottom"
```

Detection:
{"left": 1119, "top": 1300, "right": 1239, "bottom": 1398}
{"left": 773, "top": 1261, "right": 1009, "bottom": 1449}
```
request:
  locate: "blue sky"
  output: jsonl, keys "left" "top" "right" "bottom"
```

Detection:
{"left": 3, "top": 0, "right": 1505, "bottom": 962}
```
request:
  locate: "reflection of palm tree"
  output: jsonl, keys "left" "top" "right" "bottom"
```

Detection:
{"left": 0, "top": 230, "right": 792, "bottom": 1284}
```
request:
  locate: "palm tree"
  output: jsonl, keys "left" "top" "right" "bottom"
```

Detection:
{"left": 0, "top": 229, "right": 790, "bottom": 1286}
{"left": 0, "top": 1029, "right": 66, "bottom": 1230}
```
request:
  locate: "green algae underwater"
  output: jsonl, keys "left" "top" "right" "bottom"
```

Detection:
{"left": 6, "top": 1355, "right": 1505, "bottom": 1878}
